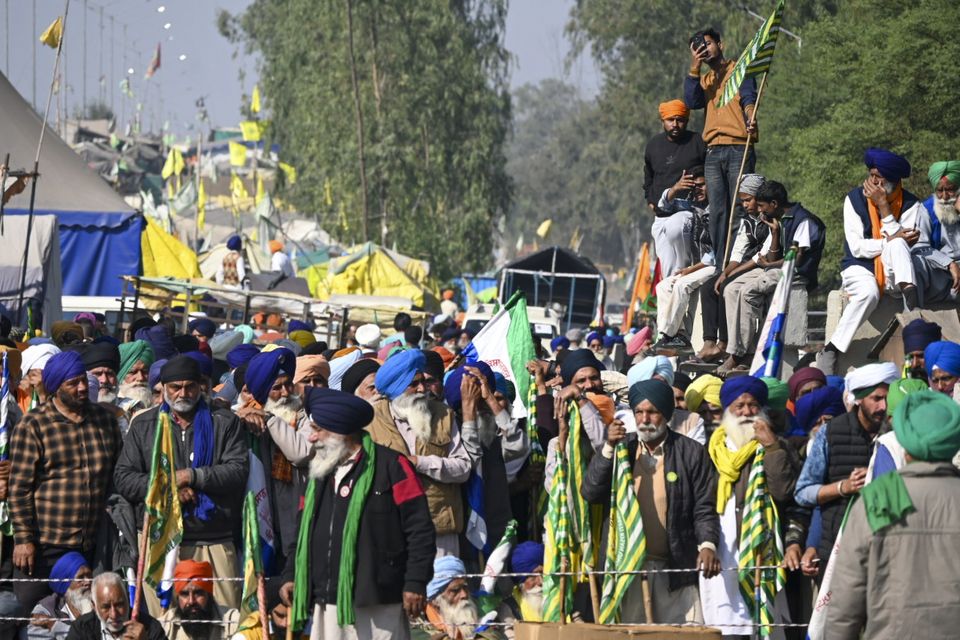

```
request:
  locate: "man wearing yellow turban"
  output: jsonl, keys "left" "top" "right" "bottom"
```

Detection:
{"left": 644, "top": 99, "right": 707, "bottom": 278}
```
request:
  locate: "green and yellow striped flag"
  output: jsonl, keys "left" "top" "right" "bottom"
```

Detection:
{"left": 717, "top": 0, "right": 785, "bottom": 108}
{"left": 541, "top": 445, "right": 572, "bottom": 622}
{"left": 737, "top": 446, "right": 786, "bottom": 636}
{"left": 598, "top": 441, "right": 646, "bottom": 623}
{"left": 240, "top": 492, "right": 262, "bottom": 618}
{"left": 144, "top": 411, "right": 184, "bottom": 590}
{"left": 565, "top": 402, "right": 600, "bottom": 580}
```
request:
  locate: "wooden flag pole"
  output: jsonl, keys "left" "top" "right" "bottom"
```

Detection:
{"left": 131, "top": 511, "right": 150, "bottom": 622}
{"left": 641, "top": 574, "right": 654, "bottom": 623}
{"left": 257, "top": 572, "right": 271, "bottom": 640}
{"left": 720, "top": 71, "right": 769, "bottom": 270}
{"left": 588, "top": 571, "right": 601, "bottom": 623}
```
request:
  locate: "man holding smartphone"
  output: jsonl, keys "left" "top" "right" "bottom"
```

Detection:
{"left": 684, "top": 28, "right": 758, "bottom": 267}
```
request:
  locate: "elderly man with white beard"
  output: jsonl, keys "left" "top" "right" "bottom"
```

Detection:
{"left": 418, "top": 556, "right": 506, "bottom": 640}
{"left": 116, "top": 340, "right": 156, "bottom": 419}
{"left": 912, "top": 160, "right": 960, "bottom": 303}
{"left": 24, "top": 552, "right": 94, "bottom": 640}
{"left": 701, "top": 376, "right": 806, "bottom": 637}
{"left": 279, "top": 387, "right": 435, "bottom": 640}
{"left": 241, "top": 348, "right": 316, "bottom": 569}
{"left": 581, "top": 379, "right": 719, "bottom": 624}
{"left": 113, "top": 355, "right": 248, "bottom": 614}
{"left": 443, "top": 363, "right": 529, "bottom": 561}
{"left": 368, "top": 349, "right": 475, "bottom": 557}
{"left": 497, "top": 542, "right": 545, "bottom": 632}
{"left": 65, "top": 572, "right": 167, "bottom": 640}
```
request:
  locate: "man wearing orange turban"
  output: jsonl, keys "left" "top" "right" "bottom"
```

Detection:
{"left": 644, "top": 99, "right": 707, "bottom": 278}
{"left": 269, "top": 239, "right": 295, "bottom": 278}
{"left": 164, "top": 559, "right": 240, "bottom": 638}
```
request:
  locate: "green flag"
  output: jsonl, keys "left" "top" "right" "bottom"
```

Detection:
{"left": 240, "top": 492, "right": 262, "bottom": 618}
{"left": 716, "top": 0, "right": 785, "bottom": 108}
{"left": 144, "top": 412, "right": 184, "bottom": 590}
{"left": 598, "top": 442, "right": 646, "bottom": 623}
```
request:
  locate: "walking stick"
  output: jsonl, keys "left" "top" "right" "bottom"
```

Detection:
{"left": 721, "top": 72, "right": 770, "bottom": 270}
{"left": 641, "top": 575, "right": 654, "bottom": 624}
{"left": 559, "top": 557, "right": 569, "bottom": 625}
{"left": 588, "top": 571, "right": 601, "bottom": 623}
{"left": 132, "top": 511, "right": 150, "bottom": 621}
{"left": 752, "top": 566, "right": 762, "bottom": 640}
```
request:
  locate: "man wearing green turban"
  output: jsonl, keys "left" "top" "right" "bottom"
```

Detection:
{"left": 917, "top": 161, "right": 960, "bottom": 304}
{"left": 117, "top": 339, "right": 156, "bottom": 414}
{"left": 827, "top": 389, "right": 960, "bottom": 639}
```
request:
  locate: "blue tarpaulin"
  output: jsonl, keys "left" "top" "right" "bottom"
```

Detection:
{"left": 6, "top": 210, "right": 144, "bottom": 297}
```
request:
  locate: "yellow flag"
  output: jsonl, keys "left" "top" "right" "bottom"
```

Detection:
{"left": 197, "top": 179, "right": 207, "bottom": 231}
{"left": 536, "top": 219, "right": 553, "bottom": 239}
{"left": 255, "top": 174, "right": 266, "bottom": 205}
{"left": 40, "top": 17, "right": 63, "bottom": 49}
{"left": 251, "top": 85, "right": 261, "bottom": 114}
{"left": 324, "top": 179, "right": 333, "bottom": 206}
{"left": 239, "top": 121, "right": 262, "bottom": 142}
{"left": 143, "top": 411, "right": 184, "bottom": 591}
{"left": 278, "top": 162, "right": 297, "bottom": 184}
{"left": 161, "top": 148, "right": 184, "bottom": 180}
{"left": 229, "top": 141, "right": 247, "bottom": 167}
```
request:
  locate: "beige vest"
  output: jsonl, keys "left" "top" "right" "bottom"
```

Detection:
{"left": 367, "top": 398, "right": 464, "bottom": 535}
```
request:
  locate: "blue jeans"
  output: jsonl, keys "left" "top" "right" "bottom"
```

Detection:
{"left": 705, "top": 144, "right": 756, "bottom": 266}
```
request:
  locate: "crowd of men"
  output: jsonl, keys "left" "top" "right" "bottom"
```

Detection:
{"left": 0, "top": 23, "right": 955, "bottom": 640}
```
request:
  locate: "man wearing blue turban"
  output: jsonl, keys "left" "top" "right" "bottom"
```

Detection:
{"left": 368, "top": 349, "right": 472, "bottom": 557}
{"left": 924, "top": 340, "right": 960, "bottom": 396}
{"left": 113, "top": 355, "right": 249, "bottom": 611}
{"left": 818, "top": 147, "right": 929, "bottom": 375}
{"left": 9, "top": 351, "right": 121, "bottom": 610}
{"left": 216, "top": 235, "right": 246, "bottom": 286}
{"left": 24, "top": 551, "right": 93, "bottom": 637}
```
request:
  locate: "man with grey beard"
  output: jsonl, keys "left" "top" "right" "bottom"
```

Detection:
{"left": 242, "top": 348, "right": 315, "bottom": 566}
{"left": 914, "top": 160, "right": 960, "bottom": 303}
{"left": 582, "top": 379, "right": 719, "bottom": 624}
{"left": 278, "top": 387, "right": 435, "bottom": 640}
{"left": 116, "top": 340, "right": 157, "bottom": 419}
{"left": 24, "top": 552, "right": 94, "bottom": 640}
{"left": 81, "top": 342, "right": 121, "bottom": 405}
{"left": 443, "top": 364, "right": 528, "bottom": 558}
{"left": 368, "top": 349, "right": 474, "bottom": 557}
{"left": 114, "top": 356, "right": 248, "bottom": 615}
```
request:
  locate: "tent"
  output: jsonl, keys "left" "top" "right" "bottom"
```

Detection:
{"left": 0, "top": 215, "right": 62, "bottom": 332}
{"left": 499, "top": 246, "right": 605, "bottom": 331}
{"left": 0, "top": 70, "right": 141, "bottom": 298}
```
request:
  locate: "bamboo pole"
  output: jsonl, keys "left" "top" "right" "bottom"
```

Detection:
{"left": 257, "top": 573, "right": 270, "bottom": 640}
{"left": 131, "top": 511, "right": 150, "bottom": 621}
{"left": 641, "top": 575, "right": 654, "bottom": 623}
{"left": 720, "top": 72, "right": 769, "bottom": 270}
{"left": 752, "top": 566, "right": 762, "bottom": 640}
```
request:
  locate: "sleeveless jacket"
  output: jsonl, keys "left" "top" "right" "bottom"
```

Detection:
{"left": 841, "top": 186, "right": 920, "bottom": 273}
{"left": 818, "top": 410, "right": 877, "bottom": 563}
{"left": 222, "top": 251, "right": 240, "bottom": 285}
{"left": 781, "top": 203, "right": 826, "bottom": 290}
{"left": 367, "top": 399, "right": 464, "bottom": 535}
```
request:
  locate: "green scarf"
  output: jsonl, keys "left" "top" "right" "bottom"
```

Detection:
{"left": 291, "top": 433, "right": 377, "bottom": 630}
{"left": 860, "top": 471, "right": 914, "bottom": 533}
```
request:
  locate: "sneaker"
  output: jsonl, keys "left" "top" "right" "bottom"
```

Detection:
{"left": 657, "top": 335, "right": 693, "bottom": 354}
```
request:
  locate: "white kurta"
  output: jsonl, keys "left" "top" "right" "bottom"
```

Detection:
{"left": 699, "top": 488, "right": 752, "bottom": 636}
{"left": 310, "top": 603, "right": 409, "bottom": 640}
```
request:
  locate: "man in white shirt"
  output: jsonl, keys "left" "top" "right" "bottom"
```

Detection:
{"left": 269, "top": 240, "right": 296, "bottom": 278}
{"left": 719, "top": 181, "right": 825, "bottom": 374}
{"left": 817, "top": 148, "right": 929, "bottom": 374}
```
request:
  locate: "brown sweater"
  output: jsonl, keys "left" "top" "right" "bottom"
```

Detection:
{"left": 693, "top": 60, "right": 757, "bottom": 146}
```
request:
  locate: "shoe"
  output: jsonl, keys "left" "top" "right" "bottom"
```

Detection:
{"left": 815, "top": 348, "right": 837, "bottom": 376}
{"left": 658, "top": 335, "right": 692, "bottom": 352}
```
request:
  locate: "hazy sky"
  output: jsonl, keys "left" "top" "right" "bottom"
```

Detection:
{"left": 1, "top": 0, "right": 600, "bottom": 140}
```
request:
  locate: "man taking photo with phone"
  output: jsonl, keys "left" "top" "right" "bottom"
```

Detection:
{"left": 684, "top": 28, "right": 758, "bottom": 267}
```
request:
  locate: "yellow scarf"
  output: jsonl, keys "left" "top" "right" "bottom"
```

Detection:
{"left": 708, "top": 426, "right": 759, "bottom": 513}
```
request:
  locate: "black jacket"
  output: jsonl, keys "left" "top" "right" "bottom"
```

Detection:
{"left": 113, "top": 405, "right": 249, "bottom": 544}
{"left": 580, "top": 429, "right": 719, "bottom": 590}
{"left": 281, "top": 442, "right": 435, "bottom": 606}
{"left": 66, "top": 611, "right": 166, "bottom": 640}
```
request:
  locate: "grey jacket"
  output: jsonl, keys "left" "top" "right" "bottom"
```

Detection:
{"left": 826, "top": 462, "right": 960, "bottom": 639}
{"left": 113, "top": 405, "right": 249, "bottom": 544}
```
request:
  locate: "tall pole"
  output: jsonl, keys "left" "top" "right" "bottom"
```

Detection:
{"left": 32, "top": 3, "right": 36, "bottom": 110}
{"left": 109, "top": 15, "right": 114, "bottom": 115}
{"left": 82, "top": 0, "right": 87, "bottom": 112}
{"left": 4, "top": 0, "right": 8, "bottom": 76}
{"left": 345, "top": 0, "right": 370, "bottom": 242}
{"left": 98, "top": 5, "right": 103, "bottom": 104}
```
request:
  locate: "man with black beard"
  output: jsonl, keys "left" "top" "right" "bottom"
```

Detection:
{"left": 160, "top": 560, "right": 239, "bottom": 639}
{"left": 278, "top": 387, "right": 435, "bottom": 640}
{"left": 913, "top": 160, "right": 960, "bottom": 303}
{"left": 241, "top": 348, "right": 315, "bottom": 568}
{"left": 114, "top": 356, "right": 248, "bottom": 614}
{"left": 25, "top": 552, "right": 94, "bottom": 639}
{"left": 582, "top": 379, "right": 719, "bottom": 624}
{"left": 443, "top": 363, "right": 529, "bottom": 559}
{"left": 368, "top": 349, "right": 474, "bottom": 557}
